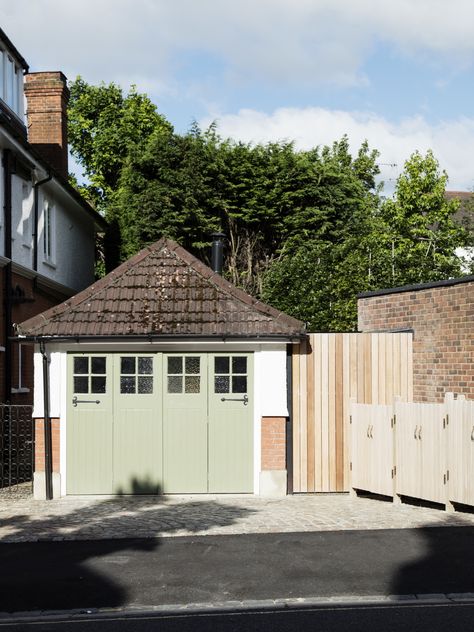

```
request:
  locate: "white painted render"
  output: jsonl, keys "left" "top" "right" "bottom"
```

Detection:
{"left": 0, "top": 127, "right": 97, "bottom": 293}
{"left": 31, "top": 341, "right": 290, "bottom": 496}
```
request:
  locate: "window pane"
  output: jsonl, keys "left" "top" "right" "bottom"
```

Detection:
{"left": 232, "top": 376, "right": 247, "bottom": 393}
{"left": 138, "top": 357, "right": 153, "bottom": 375}
{"left": 185, "top": 376, "right": 200, "bottom": 393}
{"left": 215, "top": 376, "right": 229, "bottom": 394}
{"left": 74, "top": 376, "right": 88, "bottom": 393}
{"left": 215, "top": 357, "right": 229, "bottom": 375}
{"left": 185, "top": 357, "right": 200, "bottom": 374}
{"left": 168, "top": 376, "right": 182, "bottom": 393}
{"left": 91, "top": 376, "right": 106, "bottom": 394}
{"left": 232, "top": 357, "right": 247, "bottom": 374}
{"left": 168, "top": 357, "right": 182, "bottom": 375}
{"left": 121, "top": 357, "right": 135, "bottom": 374}
{"left": 91, "top": 357, "right": 106, "bottom": 374}
{"left": 120, "top": 376, "right": 135, "bottom": 394}
{"left": 74, "top": 357, "right": 88, "bottom": 374}
{"left": 138, "top": 376, "right": 153, "bottom": 394}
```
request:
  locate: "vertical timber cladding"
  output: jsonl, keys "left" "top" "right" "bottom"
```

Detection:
{"left": 292, "top": 333, "right": 413, "bottom": 493}
{"left": 67, "top": 352, "right": 254, "bottom": 495}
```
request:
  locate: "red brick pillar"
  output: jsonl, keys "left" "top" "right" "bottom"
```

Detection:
{"left": 34, "top": 418, "right": 61, "bottom": 499}
{"left": 260, "top": 416, "right": 287, "bottom": 496}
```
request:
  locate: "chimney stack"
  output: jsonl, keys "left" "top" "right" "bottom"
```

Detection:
{"left": 24, "top": 71, "right": 70, "bottom": 179}
{"left": 211, "top": 232, "right": 225, "bottom": 275}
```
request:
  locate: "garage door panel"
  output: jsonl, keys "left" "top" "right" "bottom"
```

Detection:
{"left": 163, "top": 354, "right": 208, "bottom": 493}
{"left": 67, "top": 354, "right": 113, "bottom": 494}
{"left": 208, "top": 353, "right": 253, "bottom": 493}
{"left": 113, "top": 354, "right": 162, "bottom": 494}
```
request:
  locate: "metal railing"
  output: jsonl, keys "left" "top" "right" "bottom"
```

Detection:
{"left": 0, "top": 404, "right": 34, "bottom": 495}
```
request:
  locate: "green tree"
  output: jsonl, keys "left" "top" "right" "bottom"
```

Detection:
{"left": 377, "top": 150, "right": 465, "bottom": 285}
{"left": 68, "top": 77, "right": 173, "bottom": 212}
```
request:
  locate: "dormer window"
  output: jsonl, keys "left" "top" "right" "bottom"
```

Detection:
{"left": 0, "top": 47, "right": 24, "bottom": 119}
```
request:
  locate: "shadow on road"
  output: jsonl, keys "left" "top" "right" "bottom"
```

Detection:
{"left": 390, "top": 511, "right": 474, "bottom": 596}
{"left": 0, "top": 482, "right": 256, "bottom": 613}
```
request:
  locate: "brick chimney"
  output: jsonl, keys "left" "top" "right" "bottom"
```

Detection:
{"left": 24, "top": 72, "right": 70, "bottom": 179}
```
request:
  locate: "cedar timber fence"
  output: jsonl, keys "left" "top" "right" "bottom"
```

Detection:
{"left": 291, "top": 333, "right": 413, "bottom": 493}
{"left": 350, "top": 393, "right": 474, "bottom": 510}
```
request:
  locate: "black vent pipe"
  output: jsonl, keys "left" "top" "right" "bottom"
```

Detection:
{"left": 211, "top": 232, "right": 225, "bottom": 275}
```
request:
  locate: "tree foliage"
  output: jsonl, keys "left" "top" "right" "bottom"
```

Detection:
{"left": 68, "top": 79, "right": 470, "bottom": 331}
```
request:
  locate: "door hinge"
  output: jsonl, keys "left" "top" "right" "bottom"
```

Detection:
{"left": 350, "top": 462, "right": 352, "bottom": 471}
{"left": 349, "top": 415, "right": 352, "bottom": 425}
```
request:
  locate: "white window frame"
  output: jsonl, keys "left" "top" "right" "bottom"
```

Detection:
{"left": 43, "top": 198, "right": 56, "bottom": 266}
{"left": 0, "top": 46, "right": 23, "bottom": 119}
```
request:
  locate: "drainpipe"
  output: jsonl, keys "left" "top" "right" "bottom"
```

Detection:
{"left": 39, "top": 340, "right": 53, "bottom": 500}
{"left": 33, "top": 172, "right": 52, "bottom": 273}
{"left": 3, "top": 149, "right": 13, "bottom": 404}
{"left": 211, "top": 232, "right": 226, "bottom": 275}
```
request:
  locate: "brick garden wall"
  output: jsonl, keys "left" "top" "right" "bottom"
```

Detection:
{"left": 358, "top": 278, "right": 474, "bottom": 402}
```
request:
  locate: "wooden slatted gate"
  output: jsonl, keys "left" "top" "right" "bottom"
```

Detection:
{"left": 292, "top": 333, "right": 413, "bottom": 493}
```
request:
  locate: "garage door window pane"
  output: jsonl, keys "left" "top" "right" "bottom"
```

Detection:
{"left": 91, "top": 357, "right": 106, "bottom": 374}
{"left": 232, "top": 357, "right": 247, "bottom": 374}
{"left": 215, "top": 357, "right": 229, "bottom": 374}
{"left": 138, "top": 357, "right": 153, "bottom": 374}
{"left": 74, "top": 357, "right": 88, "bottom": 374}
{"left": 215, "top": 376, "right": 229, "bottom": 393}
{"left": 185, "top": 357, "right": 200, "bottom": 374}
{"left": 232, "top": 376, "right": 247, "bottom": 393}
{"left": 168, "top": 357, "right": 182, "bottom": 374}
{"left": 121, "top": 376, "right": 135, "bottom": 394}
{"left": 91, "top": 376, "right": 107, "bottom": 394}
{"left": 138, "top": 376, "right": 153, "bottom": 394}
{"left": 121, "top": 357, "right": 135, "bottom": 374}
{"left": 168, "top": 376, "right": 182, "bottom": 393}
{"left": 185, "top": 376, "right": 200, "bottom": 393}
{"left": 74, "top": 376, "right": 88, "bottom": 393}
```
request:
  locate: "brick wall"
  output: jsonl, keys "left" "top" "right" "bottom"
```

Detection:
{"left": 34, "top": 418, "right": 60, "bottom": 473}
{"left": 261, "top": 417, "right": 286, "bottom": 471}
{"left": 24, "top": 71, "right": 70, "bottom": 178}
{"left": 358, "top": 278, "right": 474, "bottom": 402}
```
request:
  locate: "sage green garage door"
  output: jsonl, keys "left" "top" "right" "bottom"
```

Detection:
{"left": 67, "top": 352, "right": 253, "bottom": 494}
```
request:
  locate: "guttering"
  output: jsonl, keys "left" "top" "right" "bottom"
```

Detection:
{"left": 12, "top": 332, "right": 308, "bottom": 344}
{"left": 358, "top": 274, "right": 474, "bottom": 299}
{"left": 33, "top": 172, "right": 52, "bottom": 272}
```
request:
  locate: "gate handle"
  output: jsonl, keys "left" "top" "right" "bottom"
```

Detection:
{"left": 418, "top": 426, "right": 422, "bottom": 440}
{"left": 72, "top": 396, "right": 100, "bottom": 407}
{"left": 471, "top": 426, "right": 474, "bottom": 441}
{"left": 221, "top": 394, "right": 248, "bottom": 406}
{"left": 414, "top": 425, "right": 419, "bottom": 439}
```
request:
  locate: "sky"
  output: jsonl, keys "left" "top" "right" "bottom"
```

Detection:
{"left": 2, "top": 0, "right": 474, "bottom": 194}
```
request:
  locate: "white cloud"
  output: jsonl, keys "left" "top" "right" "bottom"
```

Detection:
{"left": 2, "top": 1, "right": 474, "bottom": 91}
{"left": 200, "top": 107, "right": 474, "bottom": 193}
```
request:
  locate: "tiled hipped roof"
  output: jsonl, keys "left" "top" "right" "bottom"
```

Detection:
{"left": 16, "top": 239, "right": 305, "bottom": 339}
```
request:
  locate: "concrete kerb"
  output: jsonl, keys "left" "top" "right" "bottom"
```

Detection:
{"left": 2, "top": 593, "right": 474, "bottom": 624}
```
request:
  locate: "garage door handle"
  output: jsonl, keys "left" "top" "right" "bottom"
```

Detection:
{"left": 72, "top": 396, "right": 101, "bottom": 407}
{"left": 221, "top": 394, "right": 249, "bottom": 406}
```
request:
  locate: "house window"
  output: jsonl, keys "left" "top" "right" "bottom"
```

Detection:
{"left": 0, "top": 49, "right": 23, "bottom": 119}
{"left": 11, "top": 344, "right": 30, "bottom": 394}
{"left": 43, "top": 200, "right": 55, "bottom": 264}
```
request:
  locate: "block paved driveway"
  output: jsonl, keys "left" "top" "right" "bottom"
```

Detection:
{"left": 1, "top": 492, "right": 474, "bottom": 542}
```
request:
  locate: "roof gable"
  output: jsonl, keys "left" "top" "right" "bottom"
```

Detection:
{"left": 17, "top": 239, "right": 305, "bottom": 340}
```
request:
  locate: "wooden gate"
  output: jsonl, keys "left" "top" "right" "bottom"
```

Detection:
{"left": 292, "top": 333, "right": 413, "bottom": 493}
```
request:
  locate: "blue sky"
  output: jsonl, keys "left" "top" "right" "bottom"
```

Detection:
{"left": 2, "top": 0, "right": 474, "bottom": 193}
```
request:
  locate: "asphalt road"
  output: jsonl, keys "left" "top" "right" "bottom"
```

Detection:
{"left": 1, "top": 603, "right": 474, "bottom": 632}
{"left": 1, "top": 526, "right": 474, "bottom": 615}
